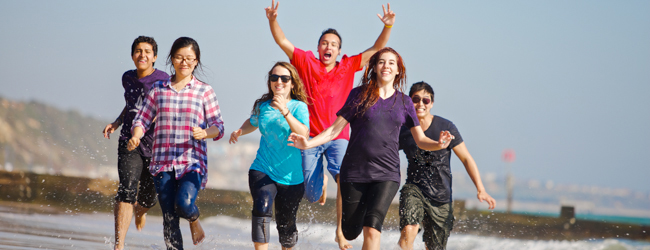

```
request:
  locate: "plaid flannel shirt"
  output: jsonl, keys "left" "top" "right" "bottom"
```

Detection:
{"left": 133, "top": 77, "right": 224, "bottom": 189}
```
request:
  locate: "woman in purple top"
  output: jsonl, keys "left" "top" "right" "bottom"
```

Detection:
{"left": 102, "top": 36, "right": 169, "bottom": 250}
{"left": 288, "top": 47, "right": 454, "bottom": 250}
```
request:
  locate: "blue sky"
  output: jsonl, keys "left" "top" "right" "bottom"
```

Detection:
{"left": 1, "top": 1, "right": 648, "bottom": 192}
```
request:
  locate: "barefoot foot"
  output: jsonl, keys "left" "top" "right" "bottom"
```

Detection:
{"left": 317, "top": 174, "right": 328, "bottom": 205}
{"left": 134, "top": 203, "right": 149, "bottom": 232}
{"left": 335, "top": 233, "right": 353, "bottom": 250}
{"left": 190, "top": 219, "right": 205, "bottom": 245}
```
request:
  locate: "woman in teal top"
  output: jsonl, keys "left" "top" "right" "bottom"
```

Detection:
{"left": 230, "top": 61, "right": 309, "bottom": 250}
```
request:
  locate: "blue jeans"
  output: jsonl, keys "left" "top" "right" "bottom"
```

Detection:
{"left": 154, "top": 170, "right": 202, "bottom": 250}
{"left": 301, "top": 139, "right": 348, "bottom": 202}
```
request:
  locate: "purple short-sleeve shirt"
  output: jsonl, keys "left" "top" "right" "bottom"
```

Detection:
{"left": 336, "top": 86, "right": 420, "bottom": 184}
{"left": 119, "top": 69, "right": 170, "bottom": 157}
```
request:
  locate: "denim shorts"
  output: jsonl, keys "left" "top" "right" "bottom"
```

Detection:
{"left": 301, "top": 139, "right": 348, "bottom": 202}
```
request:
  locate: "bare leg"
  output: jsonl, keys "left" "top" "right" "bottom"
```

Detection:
{"left": 254, "top": 242, "right": 269, "bottom": 250}
{"left": 317, "top": 174, "right": 328, "bottom": 205}
{"left": 134, "top": 203, "right": 150, "bottom": 231}
{"left": 398, "top": 224, "right": 419, "bottom": 250}
{"left": 334, "top": 175, "right": 352, "bottom": 250}
{"left": 114, "top": 201, "right": 134, "bottom": 250}
{"left": 361, "top": 226, "right": 381, "bottom": 250}
{"left": 189, "top": 219, "right": 205, "bottom": 245}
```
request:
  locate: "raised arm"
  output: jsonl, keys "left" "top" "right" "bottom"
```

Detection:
{"left": 229, "top": 119, "right": 258, "bottom": 144}
{"left": 359, "top": 3, "right": 396, "bottom": 68}
{"left": 288, "top": 116, "right": 348, "bottom": 149}
{"left": 409, "top": 126, "right": 453, "bottom": 151}
{"left": 453, "top": 142, "right": 496, "bottom": 209}
{"left": 266, "top": 0, "right": 295, "bottom": 60}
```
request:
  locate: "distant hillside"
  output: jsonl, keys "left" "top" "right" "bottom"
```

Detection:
{"left": 0, "top": 97, "right": 118, "bottom": 178}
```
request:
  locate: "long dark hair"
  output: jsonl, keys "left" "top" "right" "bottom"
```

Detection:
{"left": 166, "top": 37, "right": 205, "bottom": 82}
{"left": 251, "top": 62, "right": 311, "bottom": 115}
{"left": 355, "top": 47, "right": 407, "bottom": 116}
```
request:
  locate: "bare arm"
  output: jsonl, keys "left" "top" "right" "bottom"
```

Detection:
{"left": 359, "top": 3, "right": 396, "bottom": 68}
{"left": 409, "top": 126, "right": 453, "bottom": 151}
{"left": 282, "top": 108, "right": 309, "bottom": 137}
{"left": 265, "top": 0, "right": 295, "bottom": 60}
{"left": 229, "top": 119, "right": 258, "bottom": 144}
{"left": 288, "top": 116, "right": 348, "bottom": 149}
{"left": 453, "top": 142, "right": 496, "bottom": 209}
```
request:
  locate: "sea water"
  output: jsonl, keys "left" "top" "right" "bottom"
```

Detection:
{"left": 0, "top": 206, "right": 648, "bottom": 250}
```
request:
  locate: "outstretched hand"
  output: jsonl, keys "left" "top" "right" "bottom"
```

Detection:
{"left": 439, "top": 130, "right": 454, "bottom": 148}
{"left": 102, "top": 121, "right": 120, "bottom": 139}
{"left": 478, "top": 191, "right": 497, "bottom": 210}
{"left": 229, "top": 129, "right": 243, "bottom": 144}
{"left": 265, "top": 0, "right": 279, "bottom": 21}
{"left": 377, "top": 3, "right": 395, "bottom": 27}
{"left": 287, "top": 132, "right": 309, "bottom": 149}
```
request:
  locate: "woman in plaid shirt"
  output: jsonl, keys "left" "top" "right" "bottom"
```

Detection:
{"left": 129, "top": 37, "right": 224, "bottom": 249}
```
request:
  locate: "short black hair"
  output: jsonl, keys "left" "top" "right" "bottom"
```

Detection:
{"left": 131, "top": 36, "right": 158, "bottom": 66}
{"left": 409, "top": 81, "right": 435, "bottom": 98}
{"left": 318, "top": 28, "right": 342, "bottom": 49}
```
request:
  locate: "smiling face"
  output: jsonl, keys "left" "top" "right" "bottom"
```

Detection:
{"left": 411, "top": 90, "right": 434, "bottom": 119}
{"left": 270, "top": 65, "right": 294, "bottom": 98}
{"left": 131, "top": 42, "right": 157, "bottom": 73}
{"left": 373, "top": 52, "right": 399, "bottom": 85}
{"left": 171, "top": 46, "right": 197, "bottom": 79}
{"left": 317, "top": 33, "right": 341, "bottom": 67}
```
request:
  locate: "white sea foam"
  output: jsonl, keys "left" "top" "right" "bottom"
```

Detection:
{"left": 0, "top": 209, "right": 648, "bottom": 249}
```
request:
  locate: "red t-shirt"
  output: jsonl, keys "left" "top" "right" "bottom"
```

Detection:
{"left": 291, "top": 47, "right": 363, "bottom": 140}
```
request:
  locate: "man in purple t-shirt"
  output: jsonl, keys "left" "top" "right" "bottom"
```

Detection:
{"left": 102, "top": 36, "right": 169, "bottom": 250}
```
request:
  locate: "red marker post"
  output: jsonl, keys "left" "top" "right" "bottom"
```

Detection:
{"left": 502, "top": 149, "right": 515, "bottom": 213}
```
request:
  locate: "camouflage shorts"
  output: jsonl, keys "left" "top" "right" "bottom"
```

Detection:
{"left": 399, "top": 184, "right": 455, "bottom": 250}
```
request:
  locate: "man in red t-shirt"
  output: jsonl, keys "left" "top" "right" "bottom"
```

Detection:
{"left": 265, "top": 1, "right": 396, "bottom": 248}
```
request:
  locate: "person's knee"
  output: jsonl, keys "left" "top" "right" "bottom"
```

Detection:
{"left": 252, "top": 196, "right": 273, "bottom": 217}
{"left": 365, "top": 214, "right": 385, "bottom": 232}
{"left": 115, "top": 187, "right": 137, "bottom": 204}
{"left": 341, "top": 221, "right": 363, "bottom": 241}
{"left": 402, "top": 224, "right": 419, "bottom": 237}
{"left": 363, "top": 226, "right": 381, "bottom": 240}
{"left": 174, "top": 196, "right": 199, "bottom": 220}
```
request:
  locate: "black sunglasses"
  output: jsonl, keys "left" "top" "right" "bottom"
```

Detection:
{"left": 270, "top": 74, "right": 292, "bottom": 82}
{"left": 412, "top": 96, "right": 431, "bottom": 105}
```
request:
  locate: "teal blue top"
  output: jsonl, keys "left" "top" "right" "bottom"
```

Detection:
{"left": 250, "top": 99, "right": 309, "bottom": 185}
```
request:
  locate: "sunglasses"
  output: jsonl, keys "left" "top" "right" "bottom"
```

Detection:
{"left": 412, "top": 96, "right": 431, "bottom": 105}
{"left": 270, "top": 74, "right": 292, "bottom": 82}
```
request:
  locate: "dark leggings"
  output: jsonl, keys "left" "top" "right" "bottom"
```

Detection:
{"left": 340, "top": 181, "right": 400, "bottom": 240}
{"left": 248, "top": 170, "right": 304, "bottom": 248}
{"left": 154, "top": 170, "right": 202, "bottom": 250}
{"left": 115, "top": 140, "right": 157, "bottom": 207}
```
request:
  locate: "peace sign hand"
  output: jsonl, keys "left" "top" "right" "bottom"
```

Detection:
{"left": 265, "top": 0, "right": 279, "bottom": 21}
{"left": 377, "top": 3, "right": 396, "bottom": 27}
